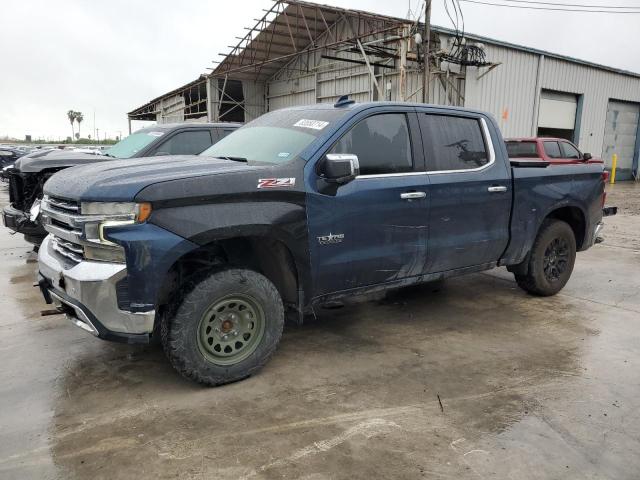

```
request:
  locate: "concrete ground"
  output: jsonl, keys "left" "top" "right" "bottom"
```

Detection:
{"left": 1, "top": 182, "right": 639, "bottom": 480}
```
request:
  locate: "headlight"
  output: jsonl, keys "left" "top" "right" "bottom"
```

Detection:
{"left": 81, "top": 201, "right": 152, "bottom": 221}
{"left": 80, "top": 201, "right": 152, "bottom": 249}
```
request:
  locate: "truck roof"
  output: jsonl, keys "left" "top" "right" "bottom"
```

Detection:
{"left": 280, "top": 101, "right": 491, "bottom": 118}
{"left": 136, "top": 122, "right": 242, "bottom": 133}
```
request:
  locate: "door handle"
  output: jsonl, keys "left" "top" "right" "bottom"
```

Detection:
{"left": 488, "top": 186, "right": 507, "bottom": 193}
{"left": 400, "top": 191, "right": 426, "bottom": 200}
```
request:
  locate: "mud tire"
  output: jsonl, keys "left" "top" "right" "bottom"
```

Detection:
{"left": 161, "top": 268, "right": 284, "bottom": 386}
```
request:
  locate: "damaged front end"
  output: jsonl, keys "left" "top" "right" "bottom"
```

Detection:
{"left": 2, "top": 169, "right": 55, "bottom": 244}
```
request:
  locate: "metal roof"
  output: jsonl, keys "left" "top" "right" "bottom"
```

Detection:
{"left": 210, "top": 0, "right": 411, "bottom": 81}
{"left": 211, "top": 0, "right": 640, "bottom": 81}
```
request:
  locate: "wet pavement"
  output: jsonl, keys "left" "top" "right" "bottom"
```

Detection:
{"left": 1, "top": 182, "right": 639, "bottom": 479}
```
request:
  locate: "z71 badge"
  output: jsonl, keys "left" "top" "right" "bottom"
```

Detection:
{"left": 257, "top": 178, "right": 296, "bottom": 189}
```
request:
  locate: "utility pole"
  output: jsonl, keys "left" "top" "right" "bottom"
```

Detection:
{"left": 422, "top": 0, "right": 432, "bottom": 103}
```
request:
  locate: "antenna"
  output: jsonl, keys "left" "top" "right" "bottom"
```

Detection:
{"left": 334, "top": 95, "right": 355, "bottom": 108}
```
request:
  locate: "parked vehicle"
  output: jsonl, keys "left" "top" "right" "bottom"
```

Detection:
{"left": 505, "top": 137, "right": 602, "bottom": 164}
{"left": 0, "top": 146, "right": 28, "bottom": 168}
{"left": 3, "top": 122, "right": 240, "bottom": 245}
{"left": 506, "top": 136, "right": 616, "bottom": 214}
{"left": 37, "top": 100, "right": 612, "bottom": 386}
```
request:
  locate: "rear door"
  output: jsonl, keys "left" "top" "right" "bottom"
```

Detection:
{"left": 418, "top": 111, "right": 512, "bottom": 273}
{"left": 306, "top": 109, "right": 429, "bottom": 295}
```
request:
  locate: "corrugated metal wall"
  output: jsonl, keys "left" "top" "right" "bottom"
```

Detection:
{"left": 242, "top": 81, "right": 266, "bottom": 122}
{"left": 464, "top": 43, "right": 539, "bottom": 137}
{"left": 542, "top": 57, "right": 640, "bottom": 164}
{"left": 158, "top": 94, "right": 185, "bottom": 123}
{"left": 268, "top": 73, "right": 317, "bottom": 110}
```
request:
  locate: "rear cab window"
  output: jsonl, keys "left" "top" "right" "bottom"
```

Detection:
{"left": 419, "top": 114, "right": 489, "bottom": 171}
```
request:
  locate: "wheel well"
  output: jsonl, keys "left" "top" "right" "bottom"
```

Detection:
{"left": 546, "top": 206, "right": 586, "bottom": 249}
{"left": 157, "top": 236, "right": 299, "bottom": 310}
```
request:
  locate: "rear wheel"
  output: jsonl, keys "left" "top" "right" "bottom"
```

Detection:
{"left": 162, "top": 268, "right": 284, "bottom": 386}
{"left": 515, "top": 219, "right": 576, "bottom": 296}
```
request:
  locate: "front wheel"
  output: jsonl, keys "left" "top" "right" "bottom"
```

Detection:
{"left": 161, "top": 268, "right": 284, "bottom": 386}
{"left": 514, "top": 219, "right": 576, "bottom": 296}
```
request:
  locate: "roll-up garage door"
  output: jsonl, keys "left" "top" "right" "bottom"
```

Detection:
{"left": 537, "top": 90, "right": 578, "bottom": 141}
{"left": 602, "top": 100, "right": 639, "bottom": 181}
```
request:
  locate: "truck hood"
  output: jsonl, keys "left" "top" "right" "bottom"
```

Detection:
{"left": 43, "top": 155, "right": 255, "bottom": 202}
{"left": 15, "top": 150, "right": 110, "bottom": 173}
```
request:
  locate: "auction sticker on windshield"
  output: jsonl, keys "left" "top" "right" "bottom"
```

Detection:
{"left": 293, "top": 119, "right": 329, "bottom": 130}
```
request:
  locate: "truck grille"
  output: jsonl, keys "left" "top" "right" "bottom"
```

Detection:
{"left": 41, "top": 196, "right": 85, "bottom": 263}
{"left": 47, "top": 196, "right": 80, "bottom": 213}
{"left": 51, "top": 236, "right": 84, "bottom": 263}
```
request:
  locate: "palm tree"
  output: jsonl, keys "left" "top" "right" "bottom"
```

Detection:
{"left": 75, "top": 112, "right": 84, "bottom": 138}
{"left": 67, "top": 110, "right": 76, "bottom": 140}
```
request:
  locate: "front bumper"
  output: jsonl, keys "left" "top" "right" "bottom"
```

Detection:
{"left": 2, "top": 204, "right": 47, "bottom": 239}
{"left": 37, "top": 235, "right": 154, "bottom": 343}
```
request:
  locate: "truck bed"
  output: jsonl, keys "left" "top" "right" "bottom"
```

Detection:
{"left": 502, "top": 162, "right": 604, "bottom": 265}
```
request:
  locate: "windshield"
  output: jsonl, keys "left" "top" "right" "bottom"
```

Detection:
{"left": 506, "top": 141, "right": 539, "bottom": 158}
{"left": 200, "top": 108, "right": 348, "bottom": 165}
{"left": 104, "top": 130, "right": 163, "bottom": 159}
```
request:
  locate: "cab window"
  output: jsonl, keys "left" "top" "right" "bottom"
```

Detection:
{"left": 154, "top": 130, "right": 212, "bottom": 156}
{"left": 329, "top": 113, "right": 413, "bottom": 175}
{"left": 420, "top": 114, "right": 489, "bottom": 171}
{"left": 543, "top": 141, "right": 562, "bottom": 159}
{"left": 560, "top": 142, "right": 581, "bottom": 159}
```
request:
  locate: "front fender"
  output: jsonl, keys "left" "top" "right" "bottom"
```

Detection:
{"left": 104, "top": 223, "right": 199, "bottom": 311}
{"left": 148, "top": 200, "right": 311, "bottom": 300}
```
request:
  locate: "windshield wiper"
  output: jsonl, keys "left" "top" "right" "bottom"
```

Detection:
{"left": 102, "top": 153, "right": 115, "bottom": 158}
{"left": 213, "top": 156, "right": 248, "bottom": 163}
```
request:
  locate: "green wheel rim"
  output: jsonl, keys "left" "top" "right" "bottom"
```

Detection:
{"left": 197, "top": 294, "right": 266, "bottom": 366}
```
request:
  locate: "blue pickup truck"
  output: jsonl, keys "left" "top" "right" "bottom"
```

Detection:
{"left": 37, "top": 100, "right": 608, "bottom": 385}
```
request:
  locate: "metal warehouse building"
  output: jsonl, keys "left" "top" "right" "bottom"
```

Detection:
{"left": 128, "top": 0, "right": 640, "bottom": 180}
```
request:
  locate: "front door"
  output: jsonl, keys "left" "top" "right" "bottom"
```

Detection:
{"left": 417, "top": 111, "right": 512, "bottom": 273}
{"left": 306, "top": 110, "right": 429, "bottom": 296}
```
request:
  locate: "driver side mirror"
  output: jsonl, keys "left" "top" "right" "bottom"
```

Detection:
{"left": 582, "top": 152, "right": 592, "bottom": 161}
{"left": 321, "top": 154, "right": 359, "bottom": 184}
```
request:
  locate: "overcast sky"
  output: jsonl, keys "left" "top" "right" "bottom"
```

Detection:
{"left": 1, "top": 0, "right": 639, "bottom": 140}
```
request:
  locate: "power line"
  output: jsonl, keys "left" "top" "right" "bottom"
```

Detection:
{"left": 458, "top": 0, "right": 640, "bottom": 12}
{"left": 498, "top": 0, "right": 640, "bottom": 8}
